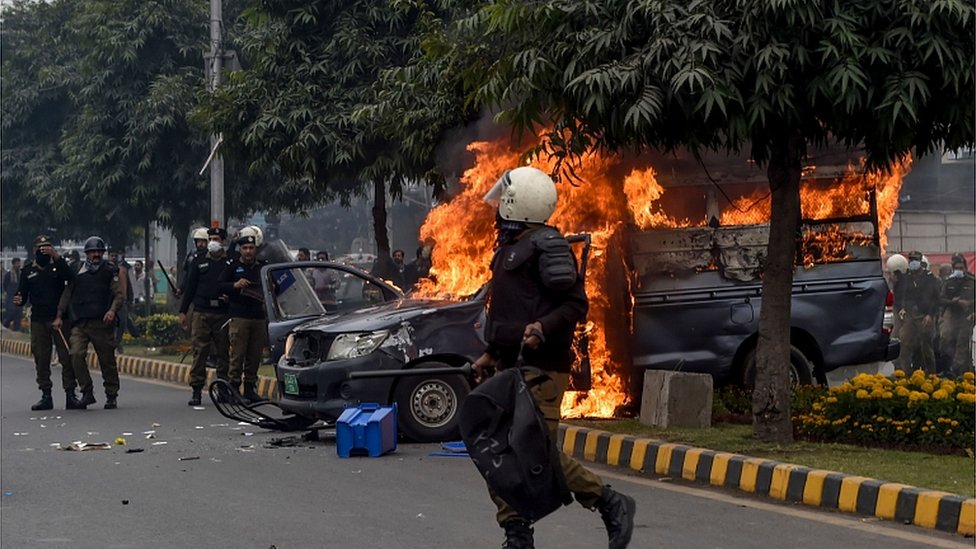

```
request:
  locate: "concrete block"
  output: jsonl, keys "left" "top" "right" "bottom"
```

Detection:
{"left": 639, "top": 370, "right": 713, "bottom": 428}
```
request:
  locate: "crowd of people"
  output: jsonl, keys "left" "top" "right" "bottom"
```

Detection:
{"left": 888, "top": 250, "right": 975, "bottom": 376}
{"left": 1, "top": 227, "right": 271, "bottom": 411}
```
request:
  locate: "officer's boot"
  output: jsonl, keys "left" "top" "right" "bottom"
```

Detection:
{"left": 77, "top": 389, "right": 97, "bottom": 409}
{"left": 500, "top": 519, "right": 534, "bottom": 549}
{"left": 242, "top": 382, "right": 262, "bottom": 404}
{"left": 596, "top": 486, "right": 636, "bottom": 549}
{"left": 188, "top": 386, "right": 203, "bottom": 406}
{"left": 104, "top": 395, "right": 118, "bottom": 410}
{"left": 31, "top": 390, "right": 54, "bottom": 411}
{"left": 65, "top": 390, "right": 83, "bottom": 410}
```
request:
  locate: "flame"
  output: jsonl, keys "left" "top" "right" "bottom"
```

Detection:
{"left": 416, "top": 136, "right": 909, "bottom": 418}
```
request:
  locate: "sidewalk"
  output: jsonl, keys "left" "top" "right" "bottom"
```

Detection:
{"left": 2, "top": 335, "right": 973, "bottom": 536}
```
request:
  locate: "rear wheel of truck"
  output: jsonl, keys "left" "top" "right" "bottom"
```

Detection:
{"left": 393, "top": 363, "right": 471, "bottom": 442}
{"left": 740, "top": 345, "right": 814, "bottom": 389}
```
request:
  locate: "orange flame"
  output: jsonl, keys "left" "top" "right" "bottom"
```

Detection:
{"left": 416, "top": 136, "right": 909, "bottom": 418}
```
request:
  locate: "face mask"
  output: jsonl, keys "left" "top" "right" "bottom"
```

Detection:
{"left": 207, "top": 241, "right": 223, "bottom": 254}
{"left": 908, "top": 260, "right": 921, "bottom": 271}
{"left": 35, "top": 251, "right": 51, "bottom": 266}
{"left": 950, "top": 269, "right": 964, "bottom": 279}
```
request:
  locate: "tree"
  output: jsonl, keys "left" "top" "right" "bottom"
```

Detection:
{"left": 457, "top": 0, "right": 974, "bottom": 441}
{"left": 195, "top": 0, "right": 477, "bottom": 256}
{"left": 0, "top": 0, "right": 84, "bottom": 248}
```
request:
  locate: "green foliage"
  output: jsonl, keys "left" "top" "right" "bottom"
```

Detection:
{"left": 466, "top": 0, "right": 974, "bottom": 171}
{"left": 134, "top": 313, "right": 184, "bottom": 346}
{"left": 795, "top": 371, "right": 976, "bottom": 450}
{"left": 195, "top": 0, "right": 476, "bottom": 204}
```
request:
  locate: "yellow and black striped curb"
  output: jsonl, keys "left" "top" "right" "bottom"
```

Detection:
{"left": 558, "top": 425, "right": 976, "bottom": 536}
{"left": 0, "top": 337, "right": 279, "bottom": 400}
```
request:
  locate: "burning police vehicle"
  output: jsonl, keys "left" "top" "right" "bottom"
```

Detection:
{"left": 253, "top": 260, "right": 484, "bottom": 442}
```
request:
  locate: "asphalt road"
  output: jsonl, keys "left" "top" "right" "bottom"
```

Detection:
{"left": 0, "top": 353, "right": 967, "bottom": 549}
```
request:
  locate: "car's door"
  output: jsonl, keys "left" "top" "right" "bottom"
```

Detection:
{"left": 260, "top": 261, "right": 403, "bottom": 363}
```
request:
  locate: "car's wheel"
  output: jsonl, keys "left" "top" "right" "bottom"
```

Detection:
{"left": 740, "top": 345, "right": 814, "bottom": 389}
{"left": 393, "top": 362, "right": 470, "bottom": 443}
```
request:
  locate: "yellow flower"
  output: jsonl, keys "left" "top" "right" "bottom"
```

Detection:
{"left": 856, "top": 389, "right": 869, "bottom": 399}
{"left": 951, "top": 420, "right": 959, "bottom": 427}
{"left": 922, "top": 426, "right": 929, "bottom": 432}
{"left": 826, "top": 396, "right": 838, "bottom": 403}
{"left": 921, "top": 382, "right": 935, "bottom": 393}
{"left": 964, "top": 372, "right": 975, "bottom": 382}
{"left": 883, "top": 391, "right": 893, "bottom": 399}
{"left": 895, "top": 386, "right": 910, "bottom": 397}
{"left": 933, "top": 389, "right": 949, "bottom": 400}
{"left": 893, "top": 369, "right": 906, "bottom": 378}
{"left": 957, "top": 393, "right": 976, "bottom": 404}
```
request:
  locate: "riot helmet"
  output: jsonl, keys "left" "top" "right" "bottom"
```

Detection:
{"left": 885, "top": 253, "right": 908, "bottom": 274}
{"left": 484, "top": 167, "right": 558, "bottom": 224}
{"left": 83, "top": 236, "right": 107, "bottom": 252}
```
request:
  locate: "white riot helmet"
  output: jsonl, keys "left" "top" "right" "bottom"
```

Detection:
{"left": 191, "top": 227, "right": 209, "bottom": 241}
{"left": 483, "top": 166, "right": 558, "bottom": 224}
{"left": 239, "top": 225, "right": 264, "bottom": 247}
{"left": 886, "top": 253, "right": 908, "bottom": 274}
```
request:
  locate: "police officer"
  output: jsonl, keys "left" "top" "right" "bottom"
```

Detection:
{"left": 939, "top": 255, "right": 975, "bottom": 375}
{"left": 894, "top": 250, "right": 942, "bottom": 372}
{"left": 472, "top": 167, "right": 635, "bottom": 549}
{"left": 218, "top": 234, "right": 267, "bottom": 403}
{"left": 58, "top": 236, "right": 124, "bottom": 409}
{"left": 108, "top": 248, "right": 133, "bottom": 352}
{"left": 177, "top": 227, "right": 210, "bottom": 297}
{"left": 179, "top": 227, "right": 232, "bottom": 405}
{"left": 14, "top": 235, "right": 79, "bottom": 410}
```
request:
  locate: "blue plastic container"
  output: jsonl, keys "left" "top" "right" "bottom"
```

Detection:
{"left": 335, "top": 403, "right": 398, "bottom": 458}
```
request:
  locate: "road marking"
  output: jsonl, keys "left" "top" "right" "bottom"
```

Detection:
{"left": 594, "top": 465, "right": 971, "bottom": 548}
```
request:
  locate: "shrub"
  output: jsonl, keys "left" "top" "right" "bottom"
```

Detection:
{"left": 795, "top": 370, "right": 976, "bottom": 451}
{"left": 134, "top": 314, "right": 183, "bottom": 346}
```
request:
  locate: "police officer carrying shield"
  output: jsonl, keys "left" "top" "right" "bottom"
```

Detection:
{"left": 218, "top": 234, "right": 268, "bottom": 403}
{"left": 472, "top": 167, "right": 636, "bottom": 549}
{"left": 58, "top": 236, "right": 124, "bottom": 409}
{"left": 179, "top": 227, "right": 232, "bottom": 405}
{"left": 14, "top": 235, "right": 79, "bottom": 410}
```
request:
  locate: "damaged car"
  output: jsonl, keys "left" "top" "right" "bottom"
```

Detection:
{"left": 259, "top": 260, "right": 485, "bottom": 442}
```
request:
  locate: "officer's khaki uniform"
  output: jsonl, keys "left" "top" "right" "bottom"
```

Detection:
{"left": 59, "top": 263, "right": 124, "bottom": 397}
{"left": 31, "top": 320, "right": 74, "bottom": 392}
{"left": 190, "top": 312, "right": 229, "bottom": 386}
{"left": 228, "top": 318, "right": 267, "bottom": 385}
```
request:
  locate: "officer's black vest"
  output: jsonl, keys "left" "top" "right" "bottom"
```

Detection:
{"left": 72, "top": 264, "right": 116, "bottom": 319}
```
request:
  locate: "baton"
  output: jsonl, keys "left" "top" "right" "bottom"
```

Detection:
{"left": 56, "top": 327, "right": 70, "bottom": 351}
{"left": 156, "top": 260, "right": 179, "bottom": 295}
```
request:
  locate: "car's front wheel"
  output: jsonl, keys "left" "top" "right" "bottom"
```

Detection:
{"left": 393, "top": 362, "right": 470, "bottom": 442}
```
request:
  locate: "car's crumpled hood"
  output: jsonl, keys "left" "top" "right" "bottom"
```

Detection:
{"left": 295, "top": 298, "right": 473, "bottom": 334}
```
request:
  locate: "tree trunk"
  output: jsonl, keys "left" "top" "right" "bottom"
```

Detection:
{"left": 144, "top": 220, "right": 152, "bottom": 316}
{"left": 372, "top": 179, "right": 390, "bottom": 258}
{"left": 752, "top": 134, "right": 803, "bottom": 443}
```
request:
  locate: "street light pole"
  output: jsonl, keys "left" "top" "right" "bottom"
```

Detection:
{"left": 208, "top": 0, "right": 224, "bottom": 230}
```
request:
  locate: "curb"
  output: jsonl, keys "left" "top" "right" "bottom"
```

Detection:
{"left": 556, "top": 425, "right": 975, "bottom": 536}
{"left": 0, "top": 337, "right": 279, "bottom": 400}
{"left": 4, "top": 336, "right": 972, "bottom": 536}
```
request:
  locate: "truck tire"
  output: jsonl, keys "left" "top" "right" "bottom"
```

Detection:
{"left": 393, "top": 362, "right": 470, "bottom": 442}
{"left": 740, "top": 345, "right": 814, "bottom": 389}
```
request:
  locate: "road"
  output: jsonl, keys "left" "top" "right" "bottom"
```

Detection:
{"left": 0, "top": 353, "right": 967, "bottom": 549}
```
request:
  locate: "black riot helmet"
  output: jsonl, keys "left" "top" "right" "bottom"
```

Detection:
{"left": 83, "top": 236, "right": 107, "bottom": 252}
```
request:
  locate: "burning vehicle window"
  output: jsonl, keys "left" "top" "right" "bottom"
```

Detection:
{"left": 334, "top": 272, "right": 396, "bottom": 311}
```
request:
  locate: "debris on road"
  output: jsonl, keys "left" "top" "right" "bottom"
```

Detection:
{"left": 114, "top": 437, "right": 126, "bottom": 445}
{"left": 125, "top": 448, "right": 145, "bottom": 454}
{"left": 178, "top": 456, "right": 200, "bottom": 461}
{"left": 151, "top": 441, "right": 167, "bottom": 446}
{"left": 61, "top": 442, "right": 111, "bottom": 451}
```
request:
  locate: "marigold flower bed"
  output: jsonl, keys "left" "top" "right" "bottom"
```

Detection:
{"left": 795, "top": 370, "right": 976, "bottom": 451}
